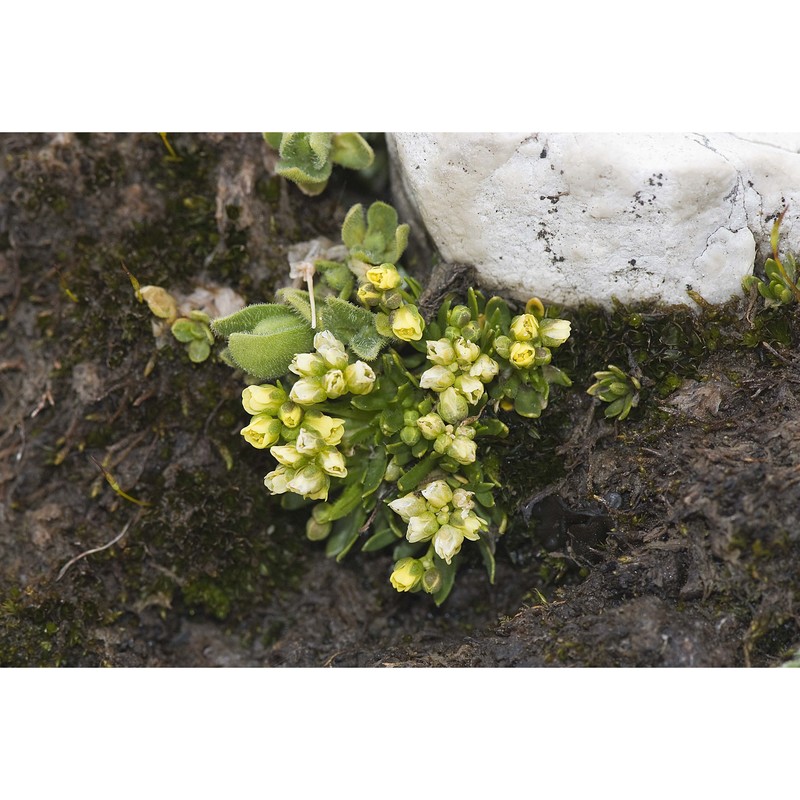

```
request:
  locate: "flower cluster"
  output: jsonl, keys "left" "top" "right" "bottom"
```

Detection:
{"left": 241, "top": 381, "right": 349, "bottom": 501}
{"left": 493, "top": 312, "right": 571, "bottom": 371}
{"left": 288, "top": 331, "right": 376, "bottom": 405}
{"left": 420, "top": 307, "right": 500, "bottom": 424}
{"left": 389, "top": 479, "right": 487, "bottom": 578}
{"left": 356, "top": 263, "right": 424, "bottom": 342}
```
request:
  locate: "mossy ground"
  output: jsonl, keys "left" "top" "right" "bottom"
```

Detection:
{"left": 1, "top": 133, "right": 798, "bottom": 666}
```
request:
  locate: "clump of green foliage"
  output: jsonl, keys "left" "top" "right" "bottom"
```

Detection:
{"left": 263, "top": 133, "right": 374, "bottom": 196}
{"left": 212, "top": 201, "right": 572, "bottom": 603}
{"left": 743, "top": 209, "right": 800, "bottom": 307}
{"left": 138, "top": 284, "right": 215, "bottom": 363}
{"left": 587, "top": 364, "right": 641, "bottom": 420}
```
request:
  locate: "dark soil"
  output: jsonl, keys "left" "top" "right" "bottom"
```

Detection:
{"left": 2, "top": 133, "right": 798, "bottom": 667}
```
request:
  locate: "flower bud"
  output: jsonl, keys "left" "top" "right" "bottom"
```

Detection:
{"left": 454, "top": 374, "right": 484, "bottom": 405}
{"left": 357, "top": 283, "right": 382, "bottom": 307}
{"left": 417, "top": 412, "right": 446, "bottom": 440}
{"left": 242, "top": 384, "right": 287, "bottom": 415}
{"left": 533, "top": 346, "right": 552, "bottom": 366}
{"left": 382, "top": 289, "right": 403, "bottom": 310}
{"left": 447, "top": 436, "right": 477, "bottom": 465}
{"left": 389, "top": 558, "right": 424, "bottom": 592}
{"left": 538, "top": 318, "right": 571, "bottom": 347}
{"left": 323, "top": 369, "right": 347, "bottom": 399}
{"left": 421, "top": 480, "right": 453, "bottom": 509}
{"left": 264, "top": 465, "right": 294, "bottom": 494}
{"left": 454, "top": 424, "right": 476, "bottom": 440}
{"left": 433, "top": 524, "right": 465, "bottom": 565}
{"left": 317, "top": 446, "right": 347, "bottom": 478}
{"left": 448, "top": 305, "right": 472, "bottom": 328}
{"left": 493, "top": 335, "right": 512, "bottom": 358}
{"left": 460, "top": 322, "right": 481, "bottom": 342}
{"left": 433, "top": 432, "right": 452, "bottom": 455}
{"left": 290, "top": 377, "right": 327, "bottom": 405}
{"left": 344, "top": 361, "right": 376, "bottom": 395}
{"left": 388, "top": 493, "right": 427, "bottom": 522}
{"left": 420, "top": 365, "right": 455, "bottom": 393}
{"left": 421, "top": 568, "right": 443, "bottom": 594}
{"left": 366, "top": 263, "right": 402, "bottom": 291}
{"left": 289, "top": 352, "right": 326, "bottom": 378}
{"left": 306, "top": 516, "right": 332, "bottom": 541}
{"left": 400, "top": 425, "right": 421, "bottom": 447}
{"left": 406, "top": 512, "right": 440, "bottom": 543}
{"left": 426, "top": 338, "right": 456, "bottom": 366}
{"left": 509, "top": 341, "right": 536, "bottom": 369}
{"left": 510, "top": 313, "right": 539, "bottom": 341}
{"left": 240, "top": 414, "right": 282, "bottom": 449}
{"left": 391, "top": 304, "right": 424, "bottom": 342}
{"left": 278, "top": 401, "right": 303, "bottom": 428}
{"left": 287, "top": 464, "right": 330, "bottom": 500}
{"left": 384, "top": 460, "right": 403, "bottom": 482}
{"left": 438, "top": 386, "right": 469, "bottom": 424}
{"left": 469, "top": 354, "right": 500, "bottom": 382}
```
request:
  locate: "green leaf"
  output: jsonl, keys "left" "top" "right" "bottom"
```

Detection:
{"left": 542, "top": 365, "right": 572, "bottom": 387}
{"left": 263, "top": 132, "right": 283, "bottom": 149}
{"left": 227, "top": 322, "right": 314, "bottom": 380}
{"left": 349, "top": 326, "right": 390, "bottom": 361}
{"left": 316, "top": 479, "right": 365, "bottom": 523}
{"left": 362, "top": 451, "right": 388, "bottom": 498}
{"left": 330, "top": 133, "right": 374, "bottom": 170}
{"left": 514, "top": 386, "right": 548, "bottom": 418}
{"left": 171, "top": 318, "right": 198, "bottom": 343}
{"left": 212, "top": 303, "right": 301, "bottom": 337}
{"left": 320, "top": 296, "right": 375, "bottom": 341}
{"left": 478, "top": 537, "right": 496, "bottom": 584}
{"left": 341, "top": 204, "right": 367, "bottom": 250}
{"left": 325, "top": 507, "right": 366, "bottom": 561}
{"left": 361, "top": 528, "right": 399, "bottom": 552}
{"left": 433, "top": 557, "right": 457, "bottom": 606}
{"left": 397, "top": 452, "right": 439, "bottom": 494}
{"left": 275, "top": 288, "right": 314, "bottom": 324}
{"left": 187, "top": 339, "right": 211, "bottom": 363}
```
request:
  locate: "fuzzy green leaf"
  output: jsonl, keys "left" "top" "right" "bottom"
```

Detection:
{"left": 212, "top": 303, "right": 300, "bottom": 338}
{"left": 275, "top": 288, "right": 314, "bottom": 324}
{"left": 349, "top": 326, "right": 389, "bottom": 361}
{"left": 341, "top": 204, "right": 367, "bottom": 250}
{"left": 263, "top": 132, "right": 282, "bottom": 149}
{"left": 331, "top": 133, "right": 374, "bottom": 170}
{"left": 226, "top": 317, "right": 314, "bottom": 380}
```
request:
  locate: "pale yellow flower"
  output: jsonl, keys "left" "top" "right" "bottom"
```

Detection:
{"left": 240, "top": 414, "right": 282, "bottom": 449}
{"left": 389, "top": 558, "right": 424, "bottom": 592}
{"left": 242, "top": 384, "right": 287, "bottom": 415}
{"left": 391, "top": 304, "right": 424, "bottom": 341}
{"left": 509, "top": 341, "right": 536, "bottom": 369}
{"left": 510, "top": 313, "right": 539, "bottom": 342}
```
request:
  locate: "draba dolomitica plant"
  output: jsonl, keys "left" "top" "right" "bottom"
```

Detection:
{"left": 212, "top": 201, "right": 572, "bottom": 604}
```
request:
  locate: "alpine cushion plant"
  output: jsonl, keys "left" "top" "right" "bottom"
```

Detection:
{"left": 212, "top": 201, "right": 572, "bottom": 604}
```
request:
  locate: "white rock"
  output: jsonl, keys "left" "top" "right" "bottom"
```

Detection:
{"left": 388, "top": 133, "right": 800, "bottom": 309}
